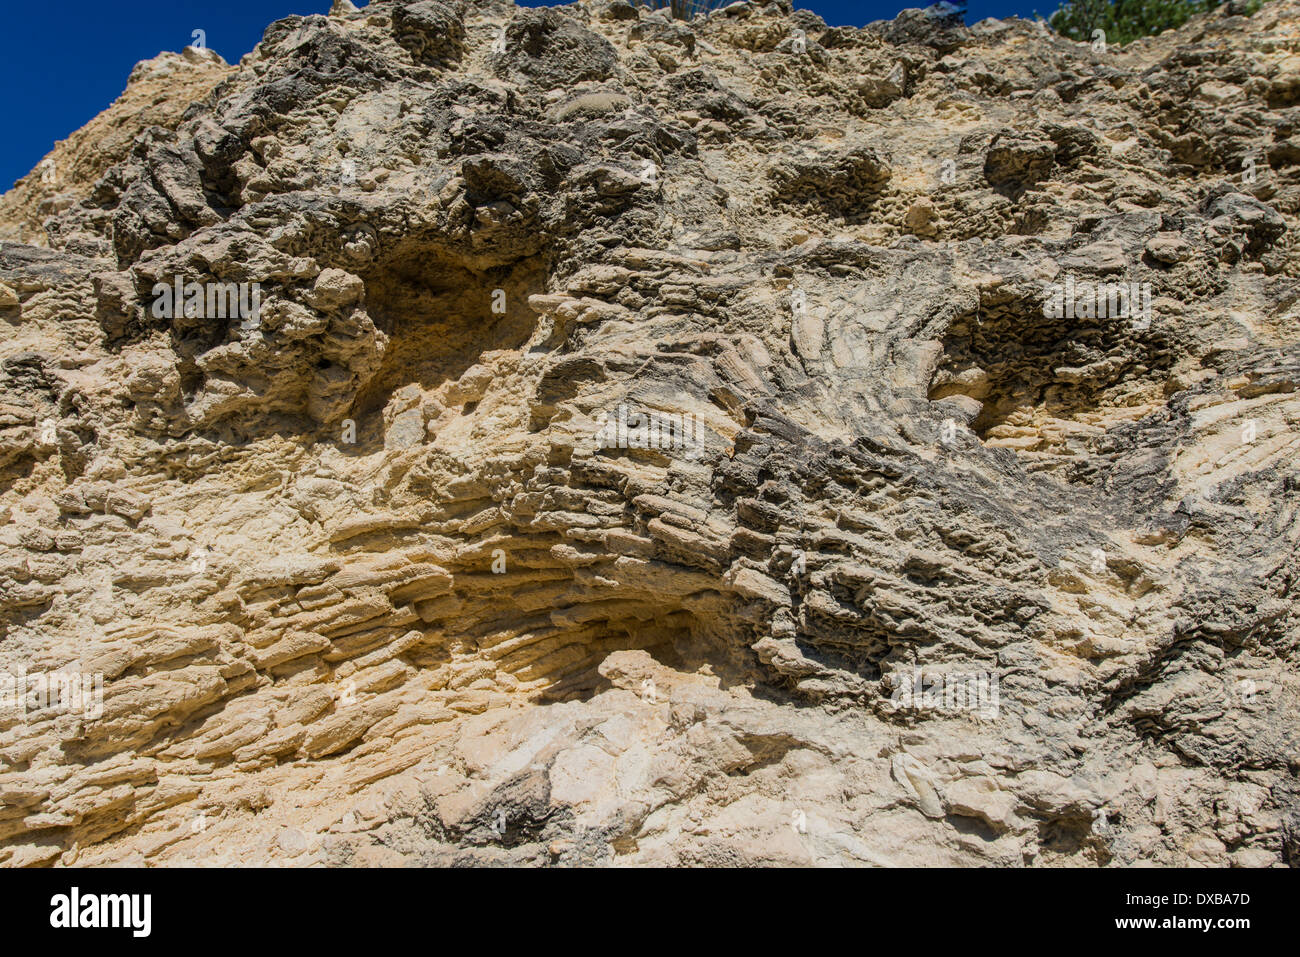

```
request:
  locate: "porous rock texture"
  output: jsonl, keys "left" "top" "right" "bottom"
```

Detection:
{"left": 1, "top": 0, "right": 1298, "bottom": 867}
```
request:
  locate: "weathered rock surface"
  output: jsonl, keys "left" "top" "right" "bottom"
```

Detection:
{"left": 0, "top": 0, "right": 1297, "bottom": 867}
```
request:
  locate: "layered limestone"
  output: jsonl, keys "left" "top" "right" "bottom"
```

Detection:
{"left": 0, "top": 0, "right": 1297, "bottom": 866}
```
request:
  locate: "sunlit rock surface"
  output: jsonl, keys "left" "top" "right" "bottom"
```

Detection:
{"left": 0, "top": 0, "right": 1297, "bottom": 867}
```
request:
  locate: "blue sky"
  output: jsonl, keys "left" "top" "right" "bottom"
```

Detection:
{"left": 0, "top": 0, "right": 1043, "bottom": 192}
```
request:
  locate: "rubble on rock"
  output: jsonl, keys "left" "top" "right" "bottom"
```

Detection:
{"left": 0, "top": 0, "right": 1297, "bottom": 867}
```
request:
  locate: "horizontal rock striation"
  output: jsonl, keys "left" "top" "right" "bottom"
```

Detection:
{"left": 0, "top": 0, "right": 1297, "bottom": 866}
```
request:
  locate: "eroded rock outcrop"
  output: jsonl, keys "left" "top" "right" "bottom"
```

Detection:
{"left": 0, "top": 0, "right": 1297, "bottom": 867}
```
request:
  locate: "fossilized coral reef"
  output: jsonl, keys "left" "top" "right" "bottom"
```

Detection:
{"left": 0, "top": 0, "right": 1298, "bottom": 866}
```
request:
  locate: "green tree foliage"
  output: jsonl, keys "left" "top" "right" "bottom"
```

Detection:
{"left": 1048, "top": 0, "right": 1260, "bottom": 46}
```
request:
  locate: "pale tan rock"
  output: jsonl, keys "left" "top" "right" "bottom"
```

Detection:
{"left": 0, "top": 0, "right": 1296, "bottom": 871}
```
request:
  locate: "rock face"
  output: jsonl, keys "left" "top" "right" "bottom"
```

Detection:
{"left": 0, "top": 0, "right": 1298, "bottom": 867}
